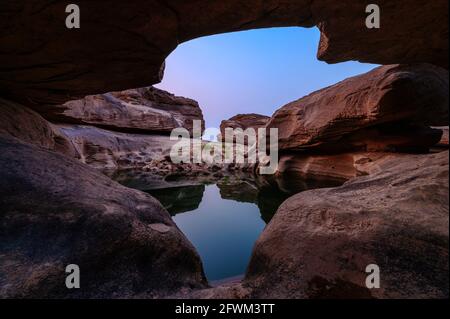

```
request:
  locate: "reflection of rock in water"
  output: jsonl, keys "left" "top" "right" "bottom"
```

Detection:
{"left": 105, "top": 169, "right": 216, "bottom": 191}
{"left": 110, "top": 169, "right": 345, "bottom": 222}
{"left": 217, "top": 179, "right": 291, "bottom": 223}
{"left": 148, "top": 185, "right": 205, "bottom": 216}
{"left": 218, "top": 180, "right": 258, "bottom": 203}
{"left": 256, "top": 188, "right": 291, "bottom": 224}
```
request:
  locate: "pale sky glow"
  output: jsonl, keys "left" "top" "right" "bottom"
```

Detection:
{"left": 156, "top": 27, "right": 378, "bottom": 129}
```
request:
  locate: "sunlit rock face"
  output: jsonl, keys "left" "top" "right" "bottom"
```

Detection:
{"left": 0, "top": 1, "right": 447, "bottom": 106}
{"left": 267, "top": 64, "right": 448, "bottom": 152}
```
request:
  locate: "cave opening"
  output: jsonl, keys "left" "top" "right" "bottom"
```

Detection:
{"left": 105, "top": 27, "right": 379, "bottom": 282}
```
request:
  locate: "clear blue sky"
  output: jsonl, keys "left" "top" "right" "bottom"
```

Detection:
{"left": 156, "top": 27, "right": 377, "bottom": 130}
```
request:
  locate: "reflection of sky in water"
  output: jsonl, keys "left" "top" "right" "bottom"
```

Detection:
{"left": 173, "top": 184, "right": 265, "bottom": 281}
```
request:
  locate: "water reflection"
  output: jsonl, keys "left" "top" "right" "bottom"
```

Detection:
{"left": 149, "top": 185, "right": 205, "bottom": 215}
{"left": 109, "top": 170, "right": 340, "bottom": 281}
{"left": 172, "top": 184, "right": 265, "bottom": 281}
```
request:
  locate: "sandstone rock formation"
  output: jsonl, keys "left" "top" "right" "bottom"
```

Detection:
{"left": 42, "top": 87, "right": 204, "bottom": 135}
{"left": 0, "top": 135, "right": 207, "bottom": 298}
{"left": 58, "top": 125, "right": 178, "bottom": 170}
{"left": 1, "top": 0, "right": 449, "bottom": 300}
{"left": 245, "top": 151, "right": 449, "bottom": 298}
{"left": 219, "top": 114, "right": 270, "bottom": 143}
{"left": 267, "top": 64, "right": 448, "bottom": 151}
{"left": 0, "top": 97, "right": 77, "bottom": 157}
{"left": 1, "top": 1, "right": 447, "bottom": 106}
{"left": 434, "top": 126, "right": 449, "bottom": 148}
{"left": 276, "top": 152, "right": 398, "bottom": 185}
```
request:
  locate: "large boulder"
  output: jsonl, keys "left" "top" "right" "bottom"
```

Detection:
{"left": 0, "top": 135, "right": 207, "bottom": 298}
{"left": 267, "top": 64, "right": 448, "bottom": 151}
{"left": 0, "top": 97, "right": 77, "bottom": 157}
{"left": 219, "top": 113, "right": 270, "bottom": 143}
{"left": 245, "top": 151, "right": 449, "bottom": 298}
{"left": 42, "top": 87, "right": 204, "bottom": 135}
{"left": 0, "top": 1, "right": 447, "bottom": 106}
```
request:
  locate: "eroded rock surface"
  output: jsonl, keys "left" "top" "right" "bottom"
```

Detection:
{"left": 1, "top": 1, "right": 447, "bottom": 106}
{"left": 0, "top": 97, "right": 77, "bottom": 157}
{"left": 245, "top": 151, "right": 449, "bottom": 298}
{"left": 267, "top": 64, "right": 448, "bottom": 151}
{"left": 58, "top": 125, "right": 178, "bottom": 170}
{"left": 219, "top": 114, "right": 270, "bottom": 143}
{"left": 42, "top": 87, "right": 204, "bottom": 135}
{"left": 0, "top": 135, "right": 207, "bottom": 298}
{"left": 276, "top": 152, "right": 398, "bottom": 184}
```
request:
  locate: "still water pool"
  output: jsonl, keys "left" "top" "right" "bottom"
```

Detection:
{"left": 109, "top": 171, "right": 333, "bottom": 282}
{"left": 171, "top": 184, "right": 264, "bottom": 281}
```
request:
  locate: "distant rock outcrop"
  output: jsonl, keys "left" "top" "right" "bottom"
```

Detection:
{"left": 0, "top": 97, "right": 77, "bottom": 158}
{"left": 40, "top": 87, "right": 204, "bottom": 135}
{"left": 219, "top": 113, "right": 270, "bottom": 145}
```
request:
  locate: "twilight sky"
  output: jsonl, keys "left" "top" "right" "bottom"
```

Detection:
{"left": 156, "top": 27, "right": 377, "bottom": 131}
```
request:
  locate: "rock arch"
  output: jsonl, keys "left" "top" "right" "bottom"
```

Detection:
{"left": 0, "top": 0, "right": 448, "bottom": 106}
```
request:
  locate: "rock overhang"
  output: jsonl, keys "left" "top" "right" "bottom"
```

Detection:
{"left": 0, "top": 0, "right": 448, "bottom": 106}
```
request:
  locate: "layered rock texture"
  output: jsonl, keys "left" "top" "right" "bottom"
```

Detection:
{"left": 219, "top": 114, "right": 270, "bottom": 143}
{"left": 267, "top": 64, "right": 448, "bottom": 152}
{"left": 42, "top": 87, "right": 204, "bottom": 135}
{"left": 0, "top": 89, "right": 208, "bottom": 298}
{"left": 0, "top": 1, "right": 447, "bottom": 106}
{"left": 58, "top": 125, "right": 178, "bottom": 170}
{"left": 262, "top": 64, "right": 449, "bottom": 185}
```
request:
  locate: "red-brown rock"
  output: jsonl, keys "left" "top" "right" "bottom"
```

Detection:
{"left": 0, "top": 97, "right": 77, "bottom": 157}
{"left": 276, "top": 152, "right": 397, "bottom": 185}
{"left": 246, "top": 151, "right": 449, "bottom": 298}
{"left": 0, "top": 135, "right": 207, "bottom": 298}
{"left": 219, "top": 113, "right": 270, "bottom": 143}
{"left": 0, "top": 1, "right": 447, "bottom": 106}
{"left": 433, "top": 126, "right": 449, "bottom": 148}
{"left": 41, "top": 87, "right": 204, "bottom": 135}
{"left": 58, "top": 124, "right": 179, "bottom": 170}
{"left": 267, "top": 64, "right": 448, "bottom": 151}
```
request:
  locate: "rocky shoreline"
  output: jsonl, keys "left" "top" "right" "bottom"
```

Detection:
{"left": 1, "top": 0, "right": 449, "bottom": 299}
